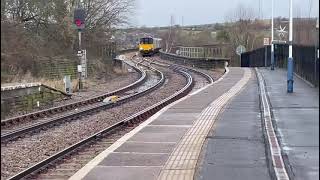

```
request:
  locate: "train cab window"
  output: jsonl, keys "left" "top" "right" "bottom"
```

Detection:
{"left": 140, "top": 38, "right": 153, "bottom": 44}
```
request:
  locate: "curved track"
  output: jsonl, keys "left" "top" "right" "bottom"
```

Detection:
{"left": 138, "top": 56, "right": 214, "bottom": 91}
{"left": 2, "top": 53, "right": 219, "bottom": 180}
{"left": 1, "top": 60, "right": 164, "bottom": 142}
{"left": 1, "top": 61, "right": 146, "bottom": 129}
{"left": 4, "top": 57, "right": 194, "bottom": 180}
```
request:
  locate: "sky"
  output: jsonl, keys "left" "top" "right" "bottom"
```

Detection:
{"left": 132, "top": 0, "right": 319, "bottom": 27}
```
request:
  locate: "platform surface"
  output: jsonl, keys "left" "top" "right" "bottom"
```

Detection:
{"left": 197, "top": 68, "right": 319, "bottom": 180}
{"left": 70, "top": 67, "right": 319, "bottom": 180}
{"left": 195, "top": 69, "right": 271, "bottom": 180}
{"left": 70, "top": 67, "right": 253, "bottom": 180}
{"left": 259, "top": 68, "right": 319, "bottom": 180}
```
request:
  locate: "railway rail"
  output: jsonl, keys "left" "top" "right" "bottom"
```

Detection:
{"left": 136, "top": 56, "right": 214, "bottom": 89}
{"left": 2, "top": 54, "right": 218, "bottom": 180}
{"left": 1, "top": 60, "right": 146, "bottom": 128}
{"left": 4, "top": 58, "right": 194, "bottom": 180}
{"left": 1, "top": 59, "right": 164, "bottom": 142}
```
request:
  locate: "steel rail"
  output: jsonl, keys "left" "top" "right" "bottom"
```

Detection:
{"left": 1, "top": 61, "right": 164, "bottom": 142}
{"left": 7, "top": 67, "right": 194, "bottom": 180}
{"left": 144, "top": 57, "right": 214, "bottom": 84}
{"left": 1, "top": 60, "right": 146, "bottom": 127}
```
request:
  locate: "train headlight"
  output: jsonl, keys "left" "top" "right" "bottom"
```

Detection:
{"left": 139, "top": 47, "right": 143, "bottom": 50}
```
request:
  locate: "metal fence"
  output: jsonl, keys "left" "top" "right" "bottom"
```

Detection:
{"left": 241, "top": 44, "right": 319, "bottom": 87}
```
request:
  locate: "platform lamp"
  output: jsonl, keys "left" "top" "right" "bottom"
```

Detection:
{"left": 287, "top": 0, "right": 294, "bottom": 93}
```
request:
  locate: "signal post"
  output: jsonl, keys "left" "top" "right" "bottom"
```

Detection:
{"left": 74, "top": 8, "right": 86, "bottom": 90}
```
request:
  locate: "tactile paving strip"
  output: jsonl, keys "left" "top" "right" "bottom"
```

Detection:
{"left": 157, "top": 68, "right": 252, "bottom": 180}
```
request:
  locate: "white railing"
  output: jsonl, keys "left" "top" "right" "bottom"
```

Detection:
{"left": 1, "top": 83, "right": 42, "bottom": 91}
{"left": 178, "top": 46, "right": 223, "bottom": 59}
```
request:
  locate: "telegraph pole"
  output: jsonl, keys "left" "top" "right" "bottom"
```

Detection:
{"left": 315, "top": 18, "right": 319, "bottom": 86}
{"left": 287, "top": 0, "right": 294, "bottom": 93}
{"left": 182, "top": 16, "right": 184, "bottom": 27}
{"left": 259, "top": 0, "right": 261, "bottom": 19}
{"left": 271, "top": 0, "right": 275, "bottom": 70}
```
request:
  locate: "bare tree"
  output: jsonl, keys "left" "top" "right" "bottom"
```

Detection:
{"left": 2, "top": 0, "right": 135, "bottom": 50}
{"left": 223, "top": 3, "right": 259, "bottom": 66}
{"left": 165, "top": 15, "right": 176, "bottom": 52}
{"left": 83, "top": 0, "right": 134, "bottom": 31}
{"left": 225, "top": 4, "right": 257, "bottom": 51}
{"left": 1, "top": 0, "right": 136, "bottom": 81}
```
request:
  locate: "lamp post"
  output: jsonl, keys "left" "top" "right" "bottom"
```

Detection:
{"left": 287, "top": 0, "right": 294, "bottom": 93}
{"left": 315, "top": 18, "right": 319, "bottom": 86}
{"left": 271, "top": 0, "right": 275, "bottom": 70}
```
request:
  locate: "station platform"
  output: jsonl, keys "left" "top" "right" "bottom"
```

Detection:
{"left": 196, "top": 68, "right": 270, "bottom": 180}
{"left": 258, "top": 68, "right": 319, "bottom": 180}
{"left": 69, "top": 67, "right": 318, "bottom": 180}
{"left": 196, "top": 68, "right": 318, "bottom": 180}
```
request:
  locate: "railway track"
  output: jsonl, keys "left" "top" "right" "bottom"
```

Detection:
{"left": 3, "top": 57, "right": 194, "bottom": 180}
{"left": 2, "top": 54, "right": 218, "bottom": 180}
{"left": 1, "top": 59, "right": 164, "bottom": 142}
{"left": 1, "top": 61, "right": 145, "bottom": 130}
{"left": 136, "top": 56, "right": 214, "bottom": 91}
{"left": 151, "top": 55, "right": 224, "bottom": 82}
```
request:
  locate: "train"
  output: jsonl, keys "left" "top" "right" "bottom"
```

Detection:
{"left": 139, "top": 37, "right": 162, "bottom": 57}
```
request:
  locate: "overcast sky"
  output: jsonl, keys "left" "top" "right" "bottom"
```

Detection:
{"left": 132, "top": 0, "right": 319, "bottom": 27}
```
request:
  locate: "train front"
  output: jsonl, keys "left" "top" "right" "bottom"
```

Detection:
{"left": 139, "top": 37, "right": 154, "bottom": 56}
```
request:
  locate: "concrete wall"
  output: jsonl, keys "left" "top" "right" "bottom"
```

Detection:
{"left": 1, "top": 85, "right": 67, "bottom": 119}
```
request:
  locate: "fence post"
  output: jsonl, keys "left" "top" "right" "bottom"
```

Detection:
{"left": 265, "top": 46, "right": 267, "bottom": 67}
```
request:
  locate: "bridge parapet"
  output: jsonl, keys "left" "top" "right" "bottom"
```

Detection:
{"left": 159, "top": 50, "right": 230, "bottom": 69}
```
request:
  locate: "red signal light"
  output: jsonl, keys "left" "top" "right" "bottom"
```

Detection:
{"left": 75, "top": 19, "right": 82, "bottom": 27}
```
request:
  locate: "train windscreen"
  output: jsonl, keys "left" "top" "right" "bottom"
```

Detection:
{"left": 140, "top": 38, "right": 153, "bottom": 44}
